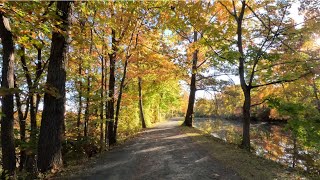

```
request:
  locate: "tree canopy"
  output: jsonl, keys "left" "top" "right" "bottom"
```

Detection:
{"left": 0, "top": 0, "right": 319, "bottom": 178}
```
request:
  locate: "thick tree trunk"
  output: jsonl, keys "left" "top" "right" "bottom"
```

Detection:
{"left": 0, "top": 10, "right": 16, "bottom": 178}
{"left": 114, "top": 56, "right": 129, "bottom": 137}
{"left": 184, "top": 31, "right": 198, "bottom": 127}
{"left": 107, "top": 29, "right": 117, "bottom": 145}
{"left": 138, "top": 77, "right": 146, "bottom": 128}
{"left": 37, "top": 1, "right": 71, "bottom": 172}
{"left": 241, "top": 88, "right": 251, "bottom": 150}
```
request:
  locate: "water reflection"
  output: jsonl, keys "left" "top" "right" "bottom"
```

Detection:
{"left": 194, "top": 118, "right": 320, "bottom": 175}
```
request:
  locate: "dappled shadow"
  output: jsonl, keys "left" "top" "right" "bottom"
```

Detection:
{"left": 142, "top": 127, "right": 175, "bottom": 133}
{"left": 65, "top": 119, "right": 240, "bottom": 180}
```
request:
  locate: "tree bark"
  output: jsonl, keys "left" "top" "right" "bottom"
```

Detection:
{"left": 236, "top": 1, "right": 251, "bottom": 151}
{"left": 311, "top": 77, "right": 320, "bottom": 112}
{"left": 30, "top": 47, "right": 42, "bottom": 142}
{"left": 99, "top": 49, "right": 105, "bottom": 151}
{"left": 241, "top": 88, "right": 251, "bottom": 150}
{"left": 114, "top": 56, "right": 129, "bottom": 137}
{"left": 37, "top": 1, "right": 71, "bottom": 172}
{"left": 77, "top": 58, "right": 83, "bottom": 138}
{"left": 214, "top": 93, "right": 219, "bottom": 116}
{"left": 19, "top": 46, "right": 39, "bottom": 173}
{"left": 107, "top": 28, "right": 117, "bottom": 145}
{"left": 14, "top": 78, "right": 29, "bottom": 171}
{"left": 19, "top": 46, "right": 38, "bottom": 143}
{"left": 0, "top": 10, "right": 16, "bottom": 178}
{"left": 105, "top": 56, "right": 109, "bottom": 145}
{"left": 84, "top": 75, "right": 90, "bottom": 137}
{"left": 138, "top": 77, "right": 146, "bottom": 128}
{"left": 77, "top": 20, "right": 86, "bottom": 139}
{"left": 292, "top": 135, "right": 298, "bottom": 168}
{"left": 35, "top": 47, "right": 42, "bottom": 115}
{"left": 184, "top": 31, "right": 198, "bottom": 127}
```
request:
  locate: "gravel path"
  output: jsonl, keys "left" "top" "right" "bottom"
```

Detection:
{"left": 63, "top": 119, "right": 240, "bottom": 180}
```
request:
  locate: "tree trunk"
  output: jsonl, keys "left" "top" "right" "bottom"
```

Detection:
{"left": 84, "top": 20, "right": 94, "bottom": 138}
{"left": 30, "top": 95, "right": 37, "bottom": 141}
{"left": 19, "top": 46, "right": 37, "bottom": 143}
{"left": 37, "top": 1, "right": 71, "bottom": 172}
{"left": 214, "top": 93, "right": 219, "bottom": 116}
{"left": 184, "top": 31, "right": 198, "bottom": 127}
{"left": 292, "top": 135, "right": 298, "bottom": 168}
{"left": 241, "top": 88, "right": 251, "bottom": 150}
{"left": 114, "top": 56, "right": 129, "bottom": 137}
{"left": 35, "top": 47, "right": 42, "bottom": 115}
{"left": 84, "top": 75, "right": 90, "bottom": 137}
{"left": 236, "top": 1, "right": 251, "bottom": 151}
{"left": 77, "top": 20, "right": 86, "bottom": 139}
{"left": 311, "top": 77, "right": 320, "bottom": 112}
{"left": 0, "top": 10, "right": 16, "bottom": 178}
{"left": 26, "top": 92, "right": 38, "bottom": 175}
{"left": 99, "top": 48, "right": 105, "bottom": 151}
{"left": 30, "top": 47, "right": 42, "bottom": 140}
{"left": 105, "top": 59, "right": 109, "bottom": 145}
{"left": 107, "top": 29, "right": 117, "bottom": 145}
{"left": 14, "top": 78, "right": 29, "bottom": 171}
{"left": 138, "top": 77, "right": 146, "bottom": 128}
{"left": 16, "top": 96, "right": 27, "bottom": 171}
{"left": 22, "top": 44, "right": 43, "bottom": 175}
{"left": 77, "top": 60, "right": 83, "bottom": 139}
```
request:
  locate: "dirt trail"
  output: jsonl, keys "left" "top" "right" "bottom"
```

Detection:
{"left": 63, "top": 119, "right": 240, "bottom": 180}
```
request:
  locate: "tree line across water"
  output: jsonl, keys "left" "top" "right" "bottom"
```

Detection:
{"left": 0, "top": 1, "right": 319, "bottom": 178}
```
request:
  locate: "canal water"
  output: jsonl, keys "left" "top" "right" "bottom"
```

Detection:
{"left": 194, "top": 118, "right": 320, "bottom": 174}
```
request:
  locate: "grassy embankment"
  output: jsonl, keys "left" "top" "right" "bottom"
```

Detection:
{"left": 180, "top": 124, "right": 312, "bottom": 179}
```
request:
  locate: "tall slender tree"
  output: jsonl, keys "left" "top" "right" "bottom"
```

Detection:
{"left": 107, "top": 28, "right": 117, "bottom": 145}
{"left": 218, "top": 0, "right": 314, "bottom": 150}
{"left": 184, "top": 31, "right": 198, "bottom": 127}
{"left": 138, "top": 77, "right": 147, "bottom": 128}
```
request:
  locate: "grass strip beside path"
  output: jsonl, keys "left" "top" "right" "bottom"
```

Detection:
{"left": 179, "top": 126, "right": 311, "bottom": 180}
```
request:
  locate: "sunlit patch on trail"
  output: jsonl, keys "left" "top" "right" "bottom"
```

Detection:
{"left": 135, "top": 146, "right": 166, "bottom": 154}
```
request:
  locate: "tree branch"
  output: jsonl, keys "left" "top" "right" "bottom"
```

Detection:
{"left": 251, "top": 71, "right": 312, "bottom": 89}
{"left": 218, "top": 1, "right": 237, "bottom": 20}
{"left": 251, "top": 98, "right": 269, "bottom": 107}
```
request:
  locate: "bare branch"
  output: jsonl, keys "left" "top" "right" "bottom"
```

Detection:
{"left": 251, "top": 71, "right": 312, "bottom": 89}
